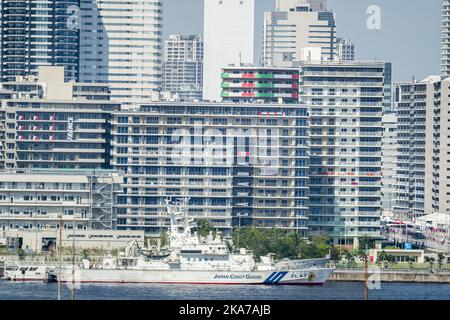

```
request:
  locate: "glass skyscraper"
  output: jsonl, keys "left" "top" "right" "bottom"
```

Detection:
{"left": 0, "top": 0, "right": 80, "bottom": 82}
{"left": 79, "top": 0, "right": 163, "bottom": 104}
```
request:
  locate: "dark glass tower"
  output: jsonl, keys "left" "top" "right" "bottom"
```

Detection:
{"left": 0, "top": 0, "right": 80, "bottom": 82}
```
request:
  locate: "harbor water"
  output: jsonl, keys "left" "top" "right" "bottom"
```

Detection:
{"left": 0, "top": 281, "right": 449, "bottom": 300}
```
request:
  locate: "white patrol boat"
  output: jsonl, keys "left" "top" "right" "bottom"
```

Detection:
{"left": 54, "top": 199, "right": 335, "bottom": 285}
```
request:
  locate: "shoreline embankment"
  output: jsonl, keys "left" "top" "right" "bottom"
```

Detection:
{"left": 330, "top": 269, "right": 450, "bottom": 283}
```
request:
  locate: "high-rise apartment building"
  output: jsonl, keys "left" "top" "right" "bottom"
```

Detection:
{"left": 381, "top": 112, "right": 397, "bottom": 216}
{"left": 0, "top": 0, "right": 80, "bottom": 82}
{"left": 221, "top": 66, "right": 299, "bottom": 104}
{"left": 337, "top": 38, "right": 355, "bottom": 61}
{"left": 111, "top": 102, "right": 309, "bottom": 236}
{"left": 442, "top": 0, "right": 450, "bottom": 78}
{"left": 0, "top": 67, "right": 119, "bottom": 170}
{"left": 80, "top": 0, "right": 163, "bottom": 104}
{"left": 299, "top": 61, "right": 391, "bottom": 246}
{"left": 163, "top": 35, "right": 203, "bottom": 101}
{"left": 263, "top": 0, "right": 336, "bottom": 67}
{"left": 426, "top": 78, "right": 450, "bottom": 216}
{"left": 393, "top": 76, "right": 450, "bottom": 218}
{"left": 392, "top": 80, "right": 428, "bottom": 217}
{"left": 203, "top": 0, "right": 255, "bottom": 101}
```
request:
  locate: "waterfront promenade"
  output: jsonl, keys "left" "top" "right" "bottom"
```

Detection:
{"left": 331, "top": 268, "right": 450, "bottom": 283}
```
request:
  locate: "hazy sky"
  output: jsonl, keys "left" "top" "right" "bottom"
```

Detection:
{"left": 163, "top": 0, "right": 441, "bottom": 82}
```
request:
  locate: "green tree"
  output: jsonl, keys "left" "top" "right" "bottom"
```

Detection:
{"left": 195, "top": 219, "right": 216, "bottom": 237}
{"left": 17, "top": 248, "right": 26, "bottom": 261}
{"left": 81, "top": 249, "right": 90, "bottom": 260}
{"left": 345, "top": 252, "right": 356, "bottom": 268}
{"left": 160, "top": 231, "right": 169, "bottom": 248}
{"left": 230, "top": 228, "right": 332, "bottom": 261}
{"left": 425, "top": 256, "right": 435, "bottom": 272}
{"left": 329, "top": 246, "right": 340, "bottom": 261}
{"left": 387, "top": 254, "right": 396, "bottom": 265}
{"left": 437, "top": 253, "right": 445, "bottom": 270}
{"left": 357, "top": 236, "right": 374, "bottom": 256}
{"left": 378, "top": 250, "right": 390, "bottom": 268}
{"left": 406, "top": 256, "right": 415, "bottom": 270}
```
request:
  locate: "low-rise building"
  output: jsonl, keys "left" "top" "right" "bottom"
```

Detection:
{"left": 369, "top": 248, "right": 425, "bottom": 264}
{"left": 0, "top": 169, "right": 123, "bottom": 233}
{"left": 1, "top": 229, "right": 144, "bottom": 254}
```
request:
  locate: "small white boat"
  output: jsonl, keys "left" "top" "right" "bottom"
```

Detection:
{"left": 3, "top": 264, "right": 56, "bottom": 282}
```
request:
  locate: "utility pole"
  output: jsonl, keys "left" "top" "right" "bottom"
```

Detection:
{"left": 57, "top": 213, "right": 63, "bottom": 301}
{"left": 236, "top": 215, "right": 240, "bottom": 249}
{"left": 71, "top": 211, "right": 76, "bottom": 301}
{"left": 364, "top": 255, "right": 369, "bottom": 301}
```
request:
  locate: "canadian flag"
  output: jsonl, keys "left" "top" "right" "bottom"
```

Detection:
{"left": 19, "top": 136, "right": 24, "bottom": 141}
{"left": 33, "top": 126, "right": 39, "bottom": 131}
{"left": 33, "top": 136, "right": 39, "bottom": 141}
{"left": 50, "top": 115, "right": 55, "bottom": 121}
{"left": 49, "top": 126, "right": 55, "bottom": 131}
{"left": 18, "top": 126, "right": 24, "bottom": 130}
{"left": 18, "top": 115, "right": 24, "bottom": 120}
{"left": 33, "top": 116, "right": 39, "bottom": 120}
{"left": 49, "top": 136, "right": 55, "bottom": 141}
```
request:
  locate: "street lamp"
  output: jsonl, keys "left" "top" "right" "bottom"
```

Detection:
{"left": 64, "top": 201, "right": 78, "bottom": 301}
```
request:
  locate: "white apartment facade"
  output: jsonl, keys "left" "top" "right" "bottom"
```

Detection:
{"left": 299, "top": 60, "right": 390, "bottom": 247}
{"left": 381, "top": 112, "right": 397, "bottom": 216}
{"left": 442, "top": 0, "right": 450, "bottom": 78}
{"left": 337, "top": 38, "right": 355, "bottom": 61}
{"left": 163, "top": 35, "right": 204, "bottom": 101}
{"left": 203, "top": 0, "right": 255, "bottom": 101}
{"left": 426, "top": 78, "right": 450, "bottom": 216}
{"left": 80, "top": 0, "right": 163, "bottom": 104}
{"left": 263, "top": 0, "right": 336, "bottom": 67}
{"left": 393, "top": 80, "right": 429, "bottom": 217}
{"left": 393, "top": 76, "right": 450, "bottom": 219}
{"left": 0, "top": 170, "right": 123, "bottom": 233}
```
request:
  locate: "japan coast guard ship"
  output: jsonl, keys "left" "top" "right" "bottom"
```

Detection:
{"left": 54, "top": 199, "right": 335, "bottom": 285}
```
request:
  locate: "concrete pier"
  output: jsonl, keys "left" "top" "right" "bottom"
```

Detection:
{"left": 330, "top": 269, "right": 450, "bottom": 283}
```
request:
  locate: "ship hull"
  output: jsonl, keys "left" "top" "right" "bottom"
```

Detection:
{"left": 58, "top": 268, "right": 335, "bottom": 286}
